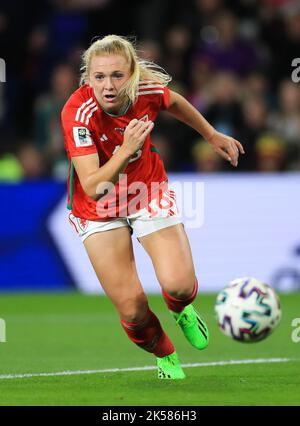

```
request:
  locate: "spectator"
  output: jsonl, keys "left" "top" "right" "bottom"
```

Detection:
{"left": 138, "top": 39, "right": 162, "bottom": 64}
{"left": 34, "top": 63, "right": 77, "bottom": 179}
{"left": 17, "top": 26, "right": 51, "bottom": 137}
{"left": 163, "top": 24, "right": 193, "bottom": 87}
{"left": 269, "top": 80, "right": 300, "bottom": 155}
{"left": 204, "top": 72, "right": 243, "bottom": 137}
{"left": 262, "top": 2, "right": 300, "bottom": 87}
{"left": 242, "top": 72, "right": 270, "bottom": 101}
{"left": 0, "top": 139, "right": 23, "bottom": 182}
{"left": 181, "top": 0, "right": 226, "bottom": 34}
{"left": 151, "top": 134, "right": 174, "bottom": 171}
{"left": 191, "top": 138, "right": 222, "bottom": 172}
{"left": 269, "top": 80, "right": 300, "bottom": 165}
{"left": 2, "top": 0, "right": 300, "bottom": 175}
{"left": 17, "top": 144, "right": 46, "bottom": 179}
{"left": 188, "top": 58, "right": 215, "bottom": 113}
{"left": 194, "top": 10, "right": 262, "bottom": 78}
{"left": 238, "top": 96, "right": 270, "bottom": 170}
{"left": 0, "top": 153, "right": 23, "bottom": 182}
{"left": 255, "top": 133, "right": 287, "bottom": 172}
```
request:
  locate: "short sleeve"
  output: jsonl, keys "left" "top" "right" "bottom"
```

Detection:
{"left": 161, "top": 86, "right": 170, "bottom": 110}
{"left": 137, "top": 81, "right": 170, "bottom": 112}
{"left": 61, "top": 106, "right": 98, "bottom": 157}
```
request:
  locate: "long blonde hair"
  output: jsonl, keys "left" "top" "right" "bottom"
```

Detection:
{"left": 80, "top": 35, "right": 172, "bottom": 105}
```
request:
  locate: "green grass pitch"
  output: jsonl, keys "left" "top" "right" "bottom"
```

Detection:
{"left": 0, "top": 292, "right": 299, "bottom": 406}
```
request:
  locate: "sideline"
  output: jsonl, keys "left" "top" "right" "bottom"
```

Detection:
{"left": 0, "top": 358, "right": 292, "bottom": 380}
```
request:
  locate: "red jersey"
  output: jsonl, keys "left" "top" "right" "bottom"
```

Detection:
{"left": 61, "top": 82, "right": 170, "bottom": 221}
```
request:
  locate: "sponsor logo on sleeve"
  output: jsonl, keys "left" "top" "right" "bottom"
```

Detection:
{"left": 73, "top": 127, "right": 93, "bottom": 147}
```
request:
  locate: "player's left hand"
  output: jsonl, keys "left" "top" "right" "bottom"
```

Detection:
{"left": 207, "top": 130, "right": 245, "bottom": 167}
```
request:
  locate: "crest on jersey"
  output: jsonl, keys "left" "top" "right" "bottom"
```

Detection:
{"left": 139, "top": 114, "right": 149, "bottom": 122}
{"left": 114, "top": 115, "right": 149, "bottom": 134}
{"left": 73, "top": 127, "right": 93, "bottom": 147}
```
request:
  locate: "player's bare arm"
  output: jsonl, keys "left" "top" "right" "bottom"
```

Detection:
{"left": 72, "top": 118, "right": 154, "bottom": 200}
{"left": 167, "top": 90, "right": 245, "bottom": 167}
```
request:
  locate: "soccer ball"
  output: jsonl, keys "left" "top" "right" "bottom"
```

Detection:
{"left": 215, "top": 277, "right": 281, "bottom": 342}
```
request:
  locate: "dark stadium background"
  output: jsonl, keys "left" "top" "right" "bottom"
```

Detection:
{"left": 0, "top": 0, "right": 300, "bottom": 291}
{"left": 0, "top": 0, "right": 300, "bottom": 408}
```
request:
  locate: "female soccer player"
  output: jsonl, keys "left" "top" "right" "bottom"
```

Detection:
{"left": 61, "top": 35, "right": 244, "bottom": 379}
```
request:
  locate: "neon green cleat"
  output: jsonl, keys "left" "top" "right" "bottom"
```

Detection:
{"left": 157, "top": 352, "right": 186, "bottom": 379}
{"left": 172, "top": 304, "right": 209, "bottom": 350}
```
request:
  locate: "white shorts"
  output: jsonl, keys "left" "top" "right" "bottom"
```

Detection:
{"left": 69, "top": 211, "right": 182, "bottom": 242}
{"left": 69, "top": 205, "right": 182, "bottom": 242}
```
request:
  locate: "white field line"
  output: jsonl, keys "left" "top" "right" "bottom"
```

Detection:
{"left": 0, "top": 358, "right": 292, "bottom": 380}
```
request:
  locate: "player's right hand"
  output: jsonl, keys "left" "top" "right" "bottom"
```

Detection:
{"left": 122, "top": 118, "right": 154, "bottom": 156}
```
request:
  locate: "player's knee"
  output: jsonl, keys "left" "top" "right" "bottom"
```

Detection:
{"left": 118, "top": 293, "right": 149, "bottom": 323}
{"left": 161, "top": 273, "right": 195, "bottom": 300}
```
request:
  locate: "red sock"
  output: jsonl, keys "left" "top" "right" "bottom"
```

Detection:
{"left": 162, "top": 277, "right": 198, "bottom": 313}
{"left": 121, "top": 308, "right": 174, "bottom": 357}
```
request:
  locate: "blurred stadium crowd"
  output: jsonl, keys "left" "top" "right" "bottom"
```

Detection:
{"left": 0, "top": 0, "right": 300, "bottom": 181}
